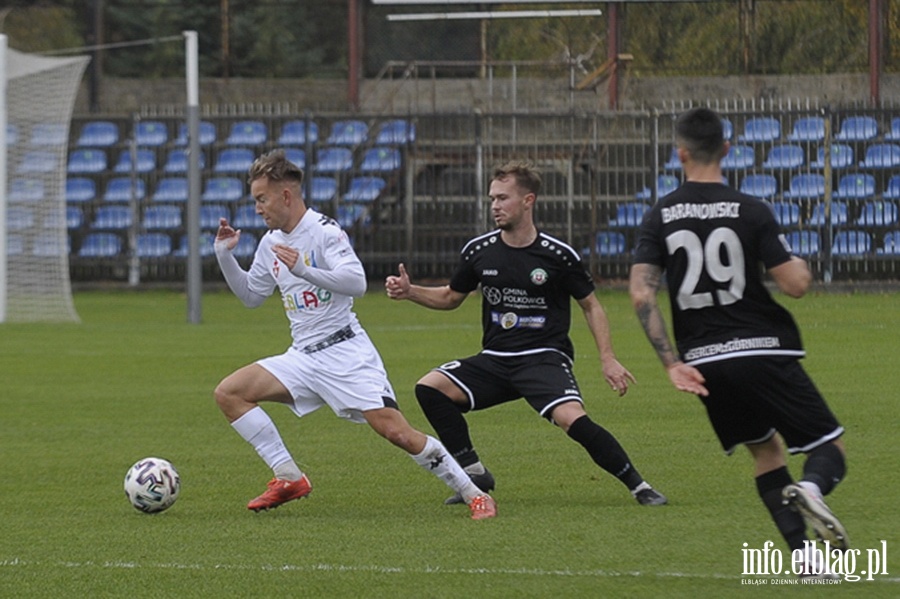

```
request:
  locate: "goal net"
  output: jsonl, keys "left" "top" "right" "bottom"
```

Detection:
{"left": 2, "top": 42, "right": 89, "bottom": 322}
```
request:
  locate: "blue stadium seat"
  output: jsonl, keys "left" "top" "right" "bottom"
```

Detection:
{"left": 200, "top": 205, "right": 231, "bottom": 230}
{"left": 636, "top": 175, "right": 679, "bottom": 200}
{"left": 720, "top": 145, "right": 755, "bottom": 170}
{"left": 884, "top": 175, "right": 900, "bottom": 200}
{"left": 29, "top": 123, "right": 67, "bottom": 146}
{"left": 739, "top": 174, "right": 777, "bottom": 199}
{"left": 832, "top": 230, "right": 872, "bottom": 256}
{"left": 32, "top": 232, "right": 71, "bottom": 257}
{"left": 18, "top": 151, "right": 58, "bottom": 174}
{"left": 277, "top": 120, "right": 319, "bottom": 145}
{"left": 66, "top": 178, "right": 97, "bottom": 203}
{"left": 224, "top": 120, "right": 267, "bottom": 146}
{"left": 77, "top": 232, "right": 122, "bottom": 258}
{"left": 807, "top": 202, "right": 848, "bottom": 226}
{"left": 103, "top": 177, "right": 147, "bottom": 203}
{"left": 91, "top": 205, "right": 133, "bottom": 230}
{"left": 785, "top": 230, "right": 819, "bottom": 256}
{"left": 134, "top": 120, "right": 168, "bottom": 147}
{"left": 308, "top": 177, "right": 338, "bottom": 203}
{"left": 6, "top": 206, "right": 35, "bottom": 231}
{"left": 359, "top": 147, "right": 402, "bottom": 173}
{"left": 608, "top": 202, "right": 650, "bottom": 228}
{"left": 810, "top": 144, "right": 854, "bottom": 169}
{"left": 375, "top": 119, "right": 416, "bottom": 145}
{"left": 213, "top": 148, "right": 255, "bottom": 174}
{"left": 66, "top": 206, "right": 84, "bottom": 230}
{"left": 142, "top": 205, "right": 183, "bottom": 230}
{"left": 834, "top": 115, "right": 878, "bottom": 141}
{"left": 769, "top": 201, "right": 800, "bottom": 227}
{"left": 232, "top": 204, "right": 265, "bottom": 230}
{"left": 336, "top": 204, "right": 370, "bottom": 230}
{"left": 9, "top": 178, "right": 44, "bottom": 203}
{"left": 663, "top": 147, "right": 681, "bottom": 171}
{"left": 720, "top": 118, "right": 733, "bottom": 140}
{"left": 326, "top": 120, "right": 368, "bottom": 146}
{"left": 175, "top": 121, "right": 217, "bottom": 146}
{"left": 343, "top": 177, "right": 386, "bottom": 203}
{"left": 113, "top": 149, "right": 156, "bottom": 173}
{"left": 173, "top": 233, "right": 216, "bottom": 258}
{"left": 591, "top": 231, "right": 627, "bottom": 256}
{"left": 858, "top": 143, "right": 900, "bottom": 169}
{"left": 202, "top": 177, "right": 244, "bottom": 203}
{"left": 152, "top": 177, "right": 189, "bottom": 203}
{"left": 136, "top": 233, "right": 173, "bottom": 258}
{"left": 787, "top": 117, "right": 825, "bottom": 142}
{"left": 67, "top": 149, "right": 107, "bottom": 174}
{"left": 284, "top": 148, "right": 306, "bottom": 169}
{"left": 313, "top": 147, "right": 353, "bottom": 173}
{"left": 885, "top": 117, "right": 900, "bottom": 142}
{"left": 855, "top": 201, "right": 898, "bottom": 227}
{"left": 738, "top": 117, "right": 781, "bottom": 143}
{"left": 762, "top": 144, "right": 804, "bottom": 170}
{"left": 76, "top": 121, "right": 119, "bottom": 147}
{"left": 833, "top": 174, "right": 875, "bottom": 200}
{"left": 231, "top": 232, "right": 258, "bottom": 258}
{"left": 163, "top": 149, "right": 206, "bottom": 173}
{"left": 878, "top": 231, "right": 900, "bottom": 255}
{"left": 783, "top": 174, "right": 825, "bottom": 199}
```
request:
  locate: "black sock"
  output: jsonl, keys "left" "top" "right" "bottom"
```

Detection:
{"left": 802, "top": 442, "right": 846, "bottom": 496}
{"left": 415, "top": 384, "right": 479, "bottom": 468}
{"left": 756, "top": 466, "right": 806, "bottom": 552}
{"left": 566, "top": 415, "right": 644, "bottom": 490}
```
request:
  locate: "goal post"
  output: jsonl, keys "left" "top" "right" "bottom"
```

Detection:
{"left": 1, "top": 37, "right": 89, "bottom": 322}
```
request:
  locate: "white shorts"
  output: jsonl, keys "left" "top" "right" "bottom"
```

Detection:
{"left": 256, "top": 329, "right": 397, "bottom": 424}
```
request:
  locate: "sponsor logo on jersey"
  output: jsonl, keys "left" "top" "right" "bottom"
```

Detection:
{"left": 483, "top": 286, "right": 503, "bottom": 305}
{"left": 491, "top": 311, "right": 546, "bottom": 329}
{"left": 530, "top": 268, "right": 548, "bottom": 285}
{"left": 482, "top": 269, "right": 499, "bottom": 276}
{"left": 282, "top": 287, "right": 333, "bottom": 312}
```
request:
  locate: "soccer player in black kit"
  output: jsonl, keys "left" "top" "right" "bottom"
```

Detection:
{"left": 385, "top": 160, "right": 667, "bottom": 507}
{"left": 629, "top": 108, "right": 849, "bottom": 567}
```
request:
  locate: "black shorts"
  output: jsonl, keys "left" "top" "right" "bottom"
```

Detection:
{"left": 434, "top": 351, "right": 584, "bottom": 420}
{"left": 696, "top": 356, "right": 843, "bottom": 455}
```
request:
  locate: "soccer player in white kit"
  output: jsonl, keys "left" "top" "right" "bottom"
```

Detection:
{"left": 213, "top": 149, "right": 496, "bottom": 519}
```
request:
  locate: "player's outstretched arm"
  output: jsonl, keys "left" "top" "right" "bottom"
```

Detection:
{"left": 385, "top": 263, "right": 467, "bottom": 310}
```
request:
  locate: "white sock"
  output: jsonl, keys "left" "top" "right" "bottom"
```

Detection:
{"left": 231, "top": 407, "right": 302, "bottom": 480}
{"left": 411, "top": 436, "right": 483, "bottom": 503}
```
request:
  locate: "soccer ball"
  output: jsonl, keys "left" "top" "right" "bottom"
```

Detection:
{"left": 123, "top": 457, "right": 181, "bottom": 514}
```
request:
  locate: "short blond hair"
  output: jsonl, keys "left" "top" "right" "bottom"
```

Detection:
{"left": 248, "top": 149, "right": 304, "bottom": 186}
{"left": 492, "top": 160, "right": 542, "bottom": 196}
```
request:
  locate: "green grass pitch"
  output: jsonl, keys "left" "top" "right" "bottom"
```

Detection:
{"left": 1, "top": 288, "right": 897, "bottom": 597}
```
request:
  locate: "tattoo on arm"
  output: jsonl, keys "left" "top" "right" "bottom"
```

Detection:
{"left": 633, "top": 265, "right": 679, "bottom": 368}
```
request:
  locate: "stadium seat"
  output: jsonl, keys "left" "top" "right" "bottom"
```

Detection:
{"left": 375, "top": 119, "right": 416, "bottom": 145}
{"left": 810, "top": 144, "right": 854, "bottom": 169}
{"left": 785, "top": 230, "right": 819, "bottom": 256}
{"left": 885, "top": 117, "right": 900, "bottom": 141}
{"left": 769, "top": 201, "right": 800, "bottom": 227}
{"left": 29, "top": 123, "right": 67, "bottom": 146}
{"left": 173, "top": 233, "right": 216, "bottom": 258}
{"left": 739, "top": 174, "right": 777, "bottom": 199}
{"left": 9, "top": 178, "right": 44, "bottom": 203}
{"left": 113, "top": 149, "right": 156, "bottom": 173}
{"left": 835, "top": 115, "right": 878, "bottom": 141}
{"left": 858, "top": 143, "right": 900, "bottom": 169}
{"left": 213, "top": 148, "right": 255, "bottom": 174}
{"left": 636, "top": 175, "right": 679, "bottom": 200}
{"left": 200, "top": 204, "right": 231, "bottom": 230}
{"left": 807, "top": 202, "right": 848, "bottom": 226}
{"left": 336, "top": 204, "right": 370, "bottom": 230}
{"left": 31, "top": 232, "right": 71, "bottom": 257}
{"left": 284, "top": 148, "right": 306, "bottom": 169}
{"left": 277, "top": 120, "right": 319, "bottom": 145}
{"left": 66, "top": 178, "right": 97, "bottom": 203}
{"left": 134, "top": 120, "right": 168, "bottom": 147}
{"left": 152, "top": 177, "right": 189, "bottom": 203}
{"left": 136, "top": 233, "right": 173, "bottom": 258}
{"left": 787, "top": 116, "right": 826, "bottom": 142}
{"left": 343, "top": 176, "right": 386, "bottom": 203}
{"left": 663, "top": 147, "right": 681, "bottom": 171}
{"left": 232, "top": 204, "right": 265, "bottom": 230}
{"left": 67, "top": 149, "right": 107, "bottom": 174}
{"left": 66, "top": 206, "right": 84, "bottom": 230}
{"left": 231, "top": 232, "right": 258, "bottom": 258}
{"left": 163, "top": 149, "right": 206, "bottom": 173}
{"left": 855, "top": 201, "right": 898, "bottom": 227}
{"left": 308, "top": 177, "right": 338, "bottom": 203}
{"left": 720, "top": 145, "right": 755, "bottom": 170}
{"left": 175, "top": 121, "right": 217, "bottom": 146}
{"left": 76, "top": 120, "right": 119, "bottom": 147}
{"left": 883, "top": 175, "right": 900, "bottom": 200}
{"left": 359, "top": 147, "right": 402, "bottom": 173}
{"left": 103, "top": 177, "right": 147, "bottom": 203}
{"left": 832, "top": 230, "right": 872, "bottom": 256}
{"left": 326, "top": 120, "right": 368, "bottom": 146}
{"left": 591, "top": 231, "right": 627, "bottom": 256}
{"left": 77, "top": 232, "right": 122, "bottom": 258}
{"left": 878, "top": 231, "right": 900, "bottom": 255}
{"left": 608, "top": 202, "right": 650, "bottom": 228}
{"left": 7, "top": 206, "right": 35, "bottom": 231}
{"left": 313, "top": 147, "right": 353, "bottom": 173}
{"left": 91, "top": 205, "right": 133, "bottom": 230}
{"left": 18, "top": 150, "right": 57, "bottom": 174}
{"left": 782, "top": 174, "right": 825, "bottom": 199}
{"left": 202, "top": 177, "right": 244, "bottom": 203}
{"left": 142, "top": 205, "right": 183, "bottom": 230}
{"left": 762, "top": 144, "right": 804, "bottom": 170}
{"left": 738, "top": 117, "right": 781, "bottom": 143}
{"left": 833, "top": 174, "right": 875, "bottom": 200}
{"left": 224, "top": 120, "right": 267, "bottom": 146}
{"left": 720, "top": 118, "right": 733, "bottom": 140}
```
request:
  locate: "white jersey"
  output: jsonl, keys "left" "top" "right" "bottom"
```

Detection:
{"left": 246, "top": 208, "right": 363, "bottom": 349}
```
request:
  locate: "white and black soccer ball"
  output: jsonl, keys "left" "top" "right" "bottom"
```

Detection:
{"left": 123, "top": 457, "right": 181, "bottom": 514}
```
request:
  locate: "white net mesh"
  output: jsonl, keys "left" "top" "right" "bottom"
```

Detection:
{"left": 4, "top": 47, "right": 89, "bottom": 322}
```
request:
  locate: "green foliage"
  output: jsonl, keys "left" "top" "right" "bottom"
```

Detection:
{"left": 0, "top": 289, "right": 897, "bottom": 596}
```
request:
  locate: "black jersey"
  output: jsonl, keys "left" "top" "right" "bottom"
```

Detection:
{"left": 632, "top": 181, "right": 805, "bottom": 365}
{"left": 449, "top": 230, "right": 595, "bottom": 359}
